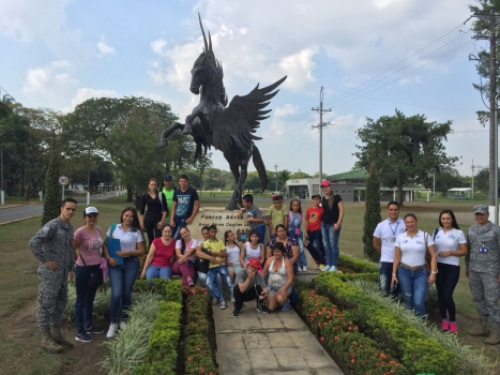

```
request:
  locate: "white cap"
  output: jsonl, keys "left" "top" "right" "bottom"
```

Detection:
{"left": 84, "top": 206, "right": 99, "bottom": 216}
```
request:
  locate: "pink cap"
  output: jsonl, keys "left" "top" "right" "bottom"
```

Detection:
{"left": 248, "top": 257, "right": 261, "bottom": 269}
{"left": 320, "top": 180, "right": 331, "bottom": 187}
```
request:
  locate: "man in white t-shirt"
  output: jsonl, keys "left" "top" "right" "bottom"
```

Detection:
{"left": 373, "top": 201, "right": 406, "bottom": 297}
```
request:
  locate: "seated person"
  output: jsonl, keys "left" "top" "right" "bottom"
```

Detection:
{"left": 140, "top": 224, "right": 175, "bottom": 280}
{"left": 204, "top": 225, "right": 232, "bottom": 310}
{"left": 172, "top": 227, "right": 197, "bottom": 287}
{"left": 262, "top": 242, "right": 294, "bottom": 312}
{"left": 232, "top": 257, "right": 269, "bottom": 316}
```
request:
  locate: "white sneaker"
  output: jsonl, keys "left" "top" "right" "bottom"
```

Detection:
{"left": 302, "top": 266, "right": 307, "bottom": 272}
{"left": 329, "top": 266, "right": 337, "bottom": 272}
{"left": 106, "top": 323, "right": 118, "bottom": 339}
{"left": 119, "top": 321, "right": 127, "bottom": 330}
{"left": 230, "top": 295, "right": 235, "bottom": 303}
{"left": 321, "top": 265, "right": 331, "bottom": 272}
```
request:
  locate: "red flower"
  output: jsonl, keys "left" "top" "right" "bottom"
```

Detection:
{"left": 379, "top": 352, "right": 386, "bottom": 359}
{"left": 320, "top": 336, "right": 325, "bottom": 341}
{"left": 351, "top": 359, "right": 355, "bottom": 364}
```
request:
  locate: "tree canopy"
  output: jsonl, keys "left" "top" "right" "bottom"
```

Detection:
{"left": 355, "top": 109, "right": 457, "bottom": 205}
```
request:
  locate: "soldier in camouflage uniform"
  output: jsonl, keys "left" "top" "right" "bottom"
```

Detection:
{"left": 466, "top": 205, "right": 500, "bottom": 345}
{"left": 30, "top": 198, "right": 77, "bottom": 353}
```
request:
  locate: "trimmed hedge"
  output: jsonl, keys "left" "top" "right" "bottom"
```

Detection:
{"left": 184, "top": 287, "right": 218, "bottom": 375}
{"left": 338, "top": 254, "right": 379, "bottom": 274}
{"left": 296, "top": 285, "right": 407, "bottom": 374}
{"left": 315, "top": 272, "right": 457, "bottom": 374}
{"left": 132, "top": 279, "right": 183, "bottom": 375}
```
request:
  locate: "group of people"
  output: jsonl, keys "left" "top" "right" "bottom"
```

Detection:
{"left": 373, "top": 201, "right": 500, "bottom": 345}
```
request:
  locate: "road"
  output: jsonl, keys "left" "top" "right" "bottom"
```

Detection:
{"left": 0, "top": 192, "right": 120, "bottom": 225}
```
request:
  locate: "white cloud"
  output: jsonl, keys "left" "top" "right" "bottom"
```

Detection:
{"left": 69, "top": 88, "right": 119, "bottom": 109}
{"left": 23, "top": 60, "right": 79, "bottom": 107}
{"left": 97, "top": 36, "right": 116, "bottom": 56}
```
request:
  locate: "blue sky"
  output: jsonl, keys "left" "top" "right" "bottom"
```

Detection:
{"left": 0, "top": 0, "right": 490, "bottom": 179}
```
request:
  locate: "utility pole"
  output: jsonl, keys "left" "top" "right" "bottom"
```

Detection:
{"left": 274, "top": 164, "right": 278, "bottom": 191}
{"left": 311, "top": 87, "right": 333, "bottom": 183}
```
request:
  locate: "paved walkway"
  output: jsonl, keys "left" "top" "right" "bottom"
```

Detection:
{"left": 213, "top": 301, "right": 344, "bottom": 375}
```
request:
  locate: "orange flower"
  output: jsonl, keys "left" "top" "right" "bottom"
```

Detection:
{"left": 351, "top": 359, "right": 355, "bottom": 364}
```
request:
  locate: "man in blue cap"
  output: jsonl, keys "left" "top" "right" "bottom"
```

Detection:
{"left": 162, "top": 175, "right": 174, "bottom": 223}
{"left": 466, "top": 204, "right": 500, "bottom": 345}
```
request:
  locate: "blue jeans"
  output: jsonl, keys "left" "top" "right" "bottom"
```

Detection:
{"left": 197, "top": 271, "right": 223, "bottom": 299}
{"left": 379, "top": 262, "right": 399, "bottom": 298}
{"left": 289, "top": 233, "right": 307, "bottom": 268}
{"left": 74, "top": 265, "right": 99, "bottom": 334}
{"left": 255, "top": 225, "right": 266, "bottom": 244}
{"left": 146, "top": 265, "right": 172, "bottom": 280}
{"left": 172, "top": 216, "right": 187, "bottom": 240}
{"left": 206, "top": 265, "right": 232, "bottom": 302}
{"left": 306, "top": 230, "right": 324, "bottom": 264}
{"left": 397, "top": 266, "right": 429, "bottom": 318}
{"left": 321, "top": 223, "right": 341, "bottom": 267}
{"left": 108, "top": 257, "right": 140, "bottom": 323}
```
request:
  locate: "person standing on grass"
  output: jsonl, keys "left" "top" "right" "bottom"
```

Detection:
{"left": 170, "top": 174, "right": 200, "bottom": 240}
{"left": 320, "top": 180, "right": 344, "bottom": 272}
{"left": 204, "top": 224, "right": 233, "bottom": 310}
{"left": 433, "top": 209, "right": 467, "bottom": 333}
{"left": 232, "top": 257, "right": 269, "bottom": 316}
{"left": 305, "top": 194, "right": 325, "bottom": 267}
{"left": 267, "top": 192, "right": 287, "bottom": 238}
{"left": 466, "top": 205, "right": 500, "bottom": 345}
{"left": 288, "top": 199, "right": 307, "bottom": 271}
{"left": 140, "top": 178, "right": 168, "bottom": 248}
{"left": 30, "top": 197, "right": 78, "bottom": 353}
{"left": 103, "top": 207, "right": 145, "bottom": 339}
{"left": 391, "top": 213, "right": 437, "bottom": 320}
{"left": 162, "top": 174, "right": 175, "bottom": 223}
{"left": 373, "top": 201, "right": 406, "bottom": 298}
{"left": 237, "top": 194, "right": 266, "bottom": 244}
{"left": 72, "top": 207, "right": 106, "bottom": 343}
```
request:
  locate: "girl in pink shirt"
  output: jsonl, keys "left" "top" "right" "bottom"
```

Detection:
{"left": 172, "top": 227, "right": 197, "bottom": 287}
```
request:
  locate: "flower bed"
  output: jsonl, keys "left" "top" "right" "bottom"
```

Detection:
{"left": 296, "top": 285, "right": 407, "bottom": 375}
{"left": 314, "top": 272, "right": 457, "bottom": 374}
{"left": 183, "top": 287, "right": 218, "bottom": 375}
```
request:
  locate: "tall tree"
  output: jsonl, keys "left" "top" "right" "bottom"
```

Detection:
{"left": 278, "top": 170, "right": 291, "bottom": 191}
{"left": 362, "top": 157, "right": 382, "bottom": 262}
{"left": 42, "top": 134, "right": 62, "bottom": 225}
{"left": 355, "top": 110, "right": 457, "bottom": 205}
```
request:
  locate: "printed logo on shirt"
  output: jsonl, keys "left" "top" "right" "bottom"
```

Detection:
{"left": 176, "top": 194, "right": 192, "bottom": 217}
{"left": 403, "top": 240, "right": 409, "bottom": 243}
{"left": 448, "top": 234, "right": 456, "bottom": 240}
{"left": 416, "top": 240, "right": 423, "bottom": 245}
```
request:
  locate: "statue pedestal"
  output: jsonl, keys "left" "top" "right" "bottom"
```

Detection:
{"left": 188, "top": 207, "right": 318, "bottom": 270}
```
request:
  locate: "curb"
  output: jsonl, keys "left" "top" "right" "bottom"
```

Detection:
{"left": 0, "top": 204, "right": 25, "bottom": 210}
{"left": 0, "top": 214, "right": 42, "bottom": 226}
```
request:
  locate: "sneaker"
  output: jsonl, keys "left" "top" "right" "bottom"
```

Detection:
{"left": 119, "top": 321, "right": 127, "bottom": 330}
{"left": 329, "top": 266, "right": 338, "bottom": 272}
{"left": 85, "top": 325, "right": 105, "bottom": 334}
{"left": 440, "top": 320, "right": 450, "bottom": 331}
{"left": 75, "top": 332, "right": 93, "bottom": 343}
{"left": 258, "top": 305, "right": 272, "bottom": 314}
{"left": 302, "top": 266, "right": 307, "bottom": 272}
{"left": 282, "top": 300, "right": 290, "bottom": 312}
{"left": 106, "top": 323, "right": 118, "bottom": 339}
{"left": 232, "top": 308, "right": 241, "bottom": 316}
{"left": 220, "top": 300, "right": 227, "bottom": 310}
{"left": 319, "top": 264, "right": 326, "bottom": 269}
{"left": 230, "top": 295, "right": 235, "bottom": 303}
{"left": 449, "top": 322, "right": 458, "bottom": 333}
{"left": 212, "top": 297, "right": 218, "bottom": 305}
{"left": 320, "top": 265, "right": 331, "bottom": 272}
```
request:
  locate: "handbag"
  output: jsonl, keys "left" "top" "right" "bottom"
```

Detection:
{"left": 194, "top": 247, "right": 212, "bottom": 274}
{"left": 79, "top": 253, "right": 104, "bottom": 288}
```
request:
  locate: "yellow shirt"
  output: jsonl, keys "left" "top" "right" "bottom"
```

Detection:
{"left": 204, "top": 238, "right": 226, "bottom": 269}
{"left": 269, "top": 205, "right": 286, "bottom": 228}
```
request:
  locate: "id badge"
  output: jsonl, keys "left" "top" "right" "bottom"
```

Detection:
{"left": 391, "top": 237, "right": 396, "bottom": 243}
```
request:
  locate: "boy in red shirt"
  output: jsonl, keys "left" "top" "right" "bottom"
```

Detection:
{"left": 305, "top": 194, "right": 325, "bottom": 267}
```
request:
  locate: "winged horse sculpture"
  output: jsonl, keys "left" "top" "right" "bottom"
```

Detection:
{"left": 160, "top": 14, "right": 286, "bottom": 210}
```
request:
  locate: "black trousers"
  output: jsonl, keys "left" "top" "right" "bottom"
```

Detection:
{"left": 436, "top": 262, "right": 460, "bottom": 321}
{"left": 144, "top": 213, "right": 161, "bottom": 248}
{"left": 234, "top": 283, "right": 263, "bottom": 311}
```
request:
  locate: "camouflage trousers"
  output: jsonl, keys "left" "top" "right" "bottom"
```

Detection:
{"left": 469, "top": 270, "right": 500, "bottom": 328}
{"left": 36, "top": 266, "right": 68, "bottom": 330}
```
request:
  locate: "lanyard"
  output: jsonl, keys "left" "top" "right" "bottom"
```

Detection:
{"left": 389, "top": 220, "right": 400, "bottom": 237}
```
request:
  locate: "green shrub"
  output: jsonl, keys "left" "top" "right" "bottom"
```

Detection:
{"left": 295, "top": 286, "right": 407, "bottom": 374}
{"left": 362, "top": 158, "right": 382, "bottom": 262}
{"left": 315, "top": 272, "right": 457, "bottom": 374}
{"left": 338, "top": 254, "right": 379, "bottom": 274}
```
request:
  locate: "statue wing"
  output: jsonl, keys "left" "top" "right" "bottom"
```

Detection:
{"left": 211, "top": 76, "right": 287, "bottom": 151}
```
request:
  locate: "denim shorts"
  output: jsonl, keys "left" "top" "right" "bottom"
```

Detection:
{"left": 269, "top": 285, "right": 292, "bottom": 295}
{"left": 227, "top": 264, "right": 242, "bottom": 274}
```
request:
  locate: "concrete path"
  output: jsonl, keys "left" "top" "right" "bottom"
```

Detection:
{"left": 213, "top": 301, "right": 344, "bottom": 375}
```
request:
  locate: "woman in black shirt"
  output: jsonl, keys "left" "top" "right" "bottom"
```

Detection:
{"left": 320, "top": 180, "right": 344, "bottom": 272}
{"left": 140, "top": 178, "right": 168, "bottom": 247}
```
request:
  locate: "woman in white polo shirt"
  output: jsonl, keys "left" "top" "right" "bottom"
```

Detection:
{"left": 392, "top": 213, "right": 437, "bottom": 319}
{"left": 433, "top": 209, "right": 467, "bottom": 333}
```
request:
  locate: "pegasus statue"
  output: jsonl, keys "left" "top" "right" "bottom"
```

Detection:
{"left": 159, "top": 14, "right": 287, "bottom": 210}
